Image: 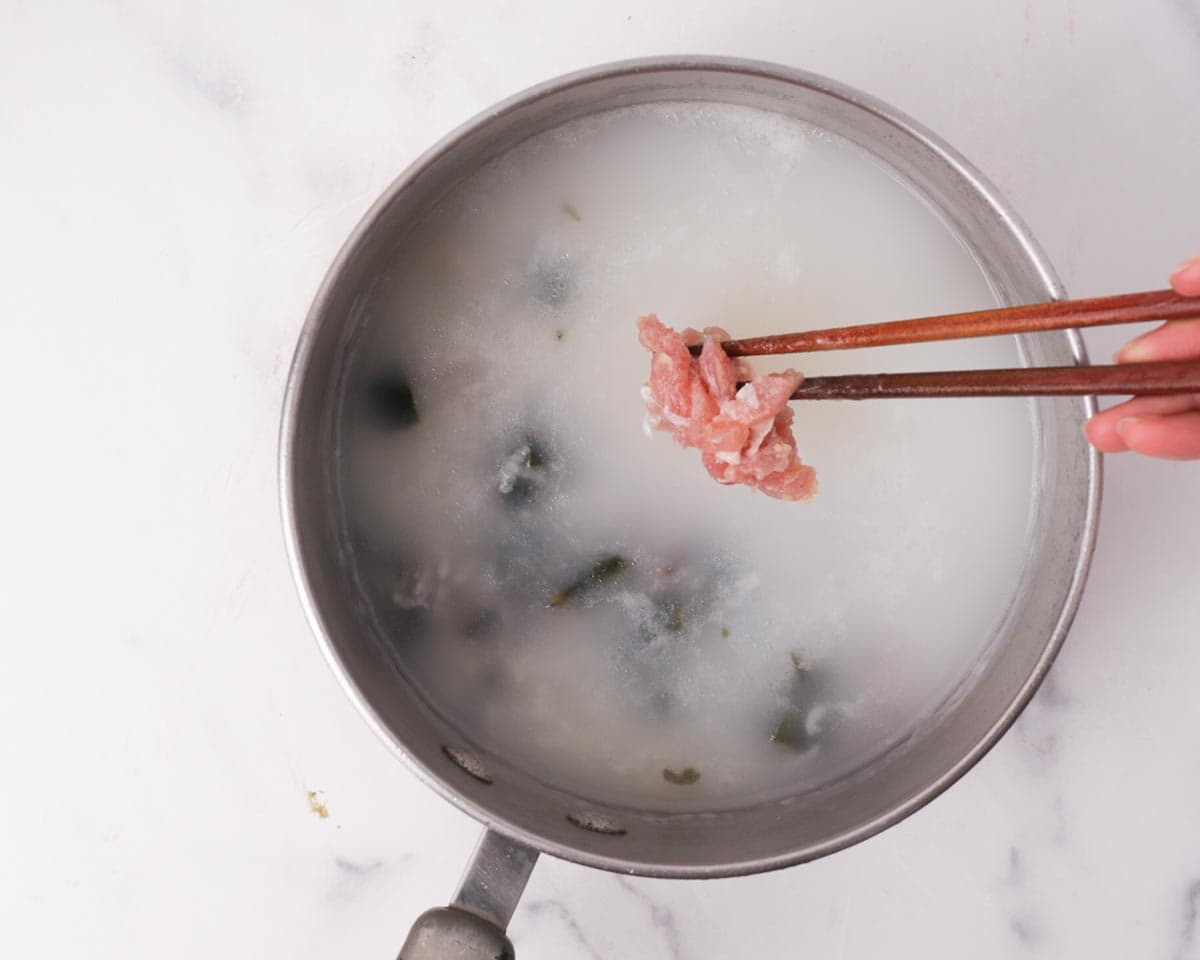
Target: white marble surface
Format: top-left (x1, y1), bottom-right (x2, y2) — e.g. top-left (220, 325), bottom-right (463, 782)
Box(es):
top-left (3, 1), bottom-right (1199, 957)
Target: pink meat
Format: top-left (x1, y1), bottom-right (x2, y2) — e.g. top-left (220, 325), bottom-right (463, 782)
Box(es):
top-left (637, 315), bottom-right (818, 502)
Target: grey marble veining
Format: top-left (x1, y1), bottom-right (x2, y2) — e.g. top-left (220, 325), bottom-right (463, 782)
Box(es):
top-left (1176, 880), bottom-right (1200, 960)
top-left (523, 900), bottom-right (608, 960)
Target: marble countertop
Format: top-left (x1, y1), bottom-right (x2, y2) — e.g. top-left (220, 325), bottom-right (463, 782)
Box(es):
top-left (4, 1), bottom-right (1198, 956)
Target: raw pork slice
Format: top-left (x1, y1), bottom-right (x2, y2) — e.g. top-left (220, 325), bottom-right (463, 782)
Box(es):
top-left (638, 315), bottom-right (817, 501)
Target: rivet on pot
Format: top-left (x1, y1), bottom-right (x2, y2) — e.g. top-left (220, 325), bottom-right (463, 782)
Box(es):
top-left (442, 745), bottom-right (493, 784)
top-left (566, 811), bottom-right (626, 836)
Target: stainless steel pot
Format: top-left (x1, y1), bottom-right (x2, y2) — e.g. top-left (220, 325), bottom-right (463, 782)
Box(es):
top-left (280, 57), bottom-right (1100, 959)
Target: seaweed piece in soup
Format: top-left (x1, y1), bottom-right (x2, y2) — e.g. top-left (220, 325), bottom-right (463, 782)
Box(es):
top-left (365, 371), bottom-right (419, 429)
top-left (771, 708), bottom-right (810, 750)
top-left (770, 651), bottom-right (822, 752)
top-left (498, 436), bottom-right (551, 505)
top-left (662, 766), bottom-right (701, 785)
top-left (549, 555), bottom-right (630, 607)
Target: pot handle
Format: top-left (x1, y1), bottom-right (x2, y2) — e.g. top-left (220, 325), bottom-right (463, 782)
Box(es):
top-left (398, 829), bottom-right (539, 960)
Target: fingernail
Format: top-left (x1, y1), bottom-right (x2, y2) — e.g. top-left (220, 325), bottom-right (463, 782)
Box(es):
top-left (1115, 338), bottom-right (1150, 363)
top-left (1114, 417), bottom-right (1140, 437)
top-left (1170, 256), bottom-right (1200, 281)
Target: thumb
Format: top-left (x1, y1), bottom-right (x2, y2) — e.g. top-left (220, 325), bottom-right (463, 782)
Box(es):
top-left (1169, 255), bottom-right (1200, 297)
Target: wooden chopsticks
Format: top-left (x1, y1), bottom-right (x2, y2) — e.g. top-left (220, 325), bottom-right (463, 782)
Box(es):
top-left (702, 288), bottom-right (1200, 400)
top-left (702, 289), bottom-right (1200, 358)
top-left (786, 360), bottom-right (1200, 400)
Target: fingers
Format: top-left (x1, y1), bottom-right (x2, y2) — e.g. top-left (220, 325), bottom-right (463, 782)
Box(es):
top-left (1115, 319), bottom-right (1200, 363)
top-left (1170, 254), bottom-right (1200, 297)
top-left (1085, 255), bottom-right (1200, 460)
top-left (1085, 394), bottom-right (1200, 452)
top-left (1113, 412), bottom-right (1200, 460)
top-left (1113, 257), bottom-right (1200, 361)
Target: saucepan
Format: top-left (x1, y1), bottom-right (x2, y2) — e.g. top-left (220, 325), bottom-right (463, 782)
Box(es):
top-left (280, 57), bottom-right (1100, 958)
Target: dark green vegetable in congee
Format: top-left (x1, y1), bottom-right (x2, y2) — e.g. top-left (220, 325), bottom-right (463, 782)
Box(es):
top-left (365, 373), bottom-right (419, 429)
top-left (549, 554), bottom-right (630, 607)
top-left (771, 652), bottom-right (823, 752)
top-left (498, 437), bottom-right (551, 505)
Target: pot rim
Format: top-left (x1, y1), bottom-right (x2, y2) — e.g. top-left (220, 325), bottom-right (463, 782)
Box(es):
top-left (279, 55), bottom-right (1101, 879)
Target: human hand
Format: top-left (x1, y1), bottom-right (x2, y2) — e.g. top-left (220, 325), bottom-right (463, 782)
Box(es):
top-left (1084, 255), bottom-right (1200, 459)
